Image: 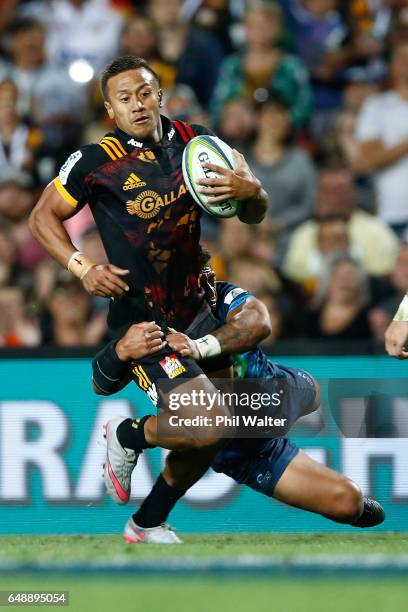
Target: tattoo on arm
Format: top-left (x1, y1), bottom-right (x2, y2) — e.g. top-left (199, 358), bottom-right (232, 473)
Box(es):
top-left (211, 299), bottom-right (270, 353)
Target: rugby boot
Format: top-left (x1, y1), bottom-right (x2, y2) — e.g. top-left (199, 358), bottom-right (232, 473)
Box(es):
top-left (123, 516), bottom-right (182, 544)
top-left (352, 496), bottom-right (386, 528)
top-left (103, 417), bottom-right (139, 505)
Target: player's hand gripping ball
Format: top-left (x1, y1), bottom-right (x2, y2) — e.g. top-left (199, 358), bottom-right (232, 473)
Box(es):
top-left (182, 135), bottom-right (242, 218)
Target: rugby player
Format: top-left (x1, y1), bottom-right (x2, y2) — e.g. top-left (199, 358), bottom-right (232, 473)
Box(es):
top-left (29, 56), bottom-right (269, 507)
top-left (94, 255), bottom-right (385, 543)
top-left (385, 292), bottom-right (408, 358)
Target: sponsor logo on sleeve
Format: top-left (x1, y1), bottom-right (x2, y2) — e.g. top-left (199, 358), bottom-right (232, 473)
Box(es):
top-left (159, 354), bottom-right (187, 379)
top-left (59, 151), bottom-right (82, 185)
top-left (224, 287), bottom-right (246, 305)
top-left (127, 138), bottom-right (143, 148)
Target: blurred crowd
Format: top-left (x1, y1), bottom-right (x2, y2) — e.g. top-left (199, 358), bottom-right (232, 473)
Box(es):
top-left (1, 0), bottom-right (408, 349)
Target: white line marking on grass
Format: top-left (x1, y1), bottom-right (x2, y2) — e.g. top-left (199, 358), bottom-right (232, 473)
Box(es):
top-left (1, 555), bottom-right (408, 575)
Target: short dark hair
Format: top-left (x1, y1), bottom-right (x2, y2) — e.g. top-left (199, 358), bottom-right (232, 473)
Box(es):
top-left (9, 17), bottom-right (44, 36)
top-left (0, 78), bottom-right (17, 91)
top-left (100, 55), bottom-right (159, 100)
top-left (318, 158), bottom-right (353, 174)
top-left (258, 93), bottom-right (295, 145)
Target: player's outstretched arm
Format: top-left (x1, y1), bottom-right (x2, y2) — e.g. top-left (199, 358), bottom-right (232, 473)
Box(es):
top-left (29, 183), bottom-right (130, 297)
top-left (385, 294), bottom-right (408, 359)
top-left (197, 150), bottom-right (268, 224)
top-left (92, 322), bottom-right (166, 395)
top-left (167, 297), bottom-right (271, 359)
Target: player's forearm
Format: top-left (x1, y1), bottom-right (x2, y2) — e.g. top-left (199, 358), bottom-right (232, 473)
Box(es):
top-left (92, 375), bottom-right (131, 395)
top-left (212, 307), bottom-right (271, 354)
top-left (29, 203), bottom-right (78, 268)
top-left (92, 341), bottom-right (130, 395)
top-left (238, 187), bottom-right (268, 224)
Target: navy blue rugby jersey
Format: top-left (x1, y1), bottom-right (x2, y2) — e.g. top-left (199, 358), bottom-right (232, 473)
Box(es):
top-left (215, 280), bottom-right (275, 379)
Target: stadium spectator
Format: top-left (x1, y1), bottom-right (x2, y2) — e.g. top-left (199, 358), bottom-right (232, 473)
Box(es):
top-left (304, 256), bottom-right (372, 340)
top-left (320, 66), bottom-right (381, 166)
top-left (328, 109), bottom-right (361, 171)
top-left (322, 107), bottom-right (376, 212)
top-left (369, 243), bottom-right (408, 342)
top-left (0, 170), bottom-right (32, 222)
top-left (164, 84), bottom-right (209, 126)
top-left (0, 221), bottom-right (18, 287)
top-left (217, 97), bottom-right (256, 153)
top-left (248, 96), bottom-right (316, 257)
top-left (219, 216), bottom-right (253, 261)
top-left (295, 216), bottom-right (355, 301)
top-left (278, 0), bottom-right (347, 110)
top-left (355, 42), bottom-right (408, 235)
top-left (199, 220), bottom-right (226, 280)
top-left (23, 0), bottom-right (124, 74)
top-left (228, 256), bottom-right (282, 299)
top-left (254, 290), bottom-right (284, 345)
top-left (0, 17), bottom-right (83, 165)
top-left (0, 285), bottom-right (40, 347)
top-left (0, 172), bottom-right (46, 272)
top-left (44, 269), bottom-right (106, 347)
top-left (0, 79), bottom-right (41, 179)
top-left (185, 0), bottom-right (234, 54)
top-left (148, 0), bottom-right (224, 107)
top-left (345, 0), bottom-right (391, 37)
top-left (341, 2), bottom-right (388, 84)
top-left (0, 0), bottom-right (404, 351)
top-left (278, 1), bottom-right (389, 139)
top-left (250, 218), bottom-right (279, 265)
top-left (342, 69), bottom-right (381, 114)
top-left (283, 165), bottom-right (399, 284)
top-left (0, 0), bottom-right (19, 32)
top-left (211, 3), bottom-right (313, 127)
top-left (120, 15), bottom-right (176, 91)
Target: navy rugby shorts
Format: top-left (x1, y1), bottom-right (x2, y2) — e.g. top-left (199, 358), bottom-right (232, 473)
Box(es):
top-left (264, 363), bottom-right (317, 432)
top-left (212, 437), bottom-right (299, 496)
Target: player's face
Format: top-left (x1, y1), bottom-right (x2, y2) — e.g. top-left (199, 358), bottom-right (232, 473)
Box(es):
top-left (104, 68), bottom-right (163, 141)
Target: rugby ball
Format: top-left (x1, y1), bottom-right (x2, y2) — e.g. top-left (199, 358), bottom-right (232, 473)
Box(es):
top-left (182, 135), bottom-right (240, 218)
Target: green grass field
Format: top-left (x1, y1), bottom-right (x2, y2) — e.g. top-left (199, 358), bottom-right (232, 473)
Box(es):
top-left (0, 532), bottom-right (406, 561)
top-left (0, 534), bottom-right (407, 612)
top-left (0, 576), bottom-right (406, 612)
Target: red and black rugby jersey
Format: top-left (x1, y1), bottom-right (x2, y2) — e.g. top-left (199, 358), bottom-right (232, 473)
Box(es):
top-left (54, 115), bottom-right (214, 334)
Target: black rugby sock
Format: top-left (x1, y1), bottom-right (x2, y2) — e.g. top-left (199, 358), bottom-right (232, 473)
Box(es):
top-left (133, 474), bottom-right (185, 528)
top-left (117, 416), bottom-right (155, 452)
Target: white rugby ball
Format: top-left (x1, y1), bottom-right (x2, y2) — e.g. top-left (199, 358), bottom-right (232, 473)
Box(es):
top-left (182, 135), bottom-right (240, 218)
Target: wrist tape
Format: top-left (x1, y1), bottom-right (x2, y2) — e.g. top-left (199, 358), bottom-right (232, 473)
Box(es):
top-left (393, 294), bottom-right (408, 322)
top-left (67, 251), bottom-right (95, 280)
top-left (194, 334), bottom-right (221, 359)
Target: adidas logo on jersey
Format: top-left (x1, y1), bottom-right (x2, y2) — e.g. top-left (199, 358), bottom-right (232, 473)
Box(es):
top-left (123, 173), bottom-right (146, 190)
